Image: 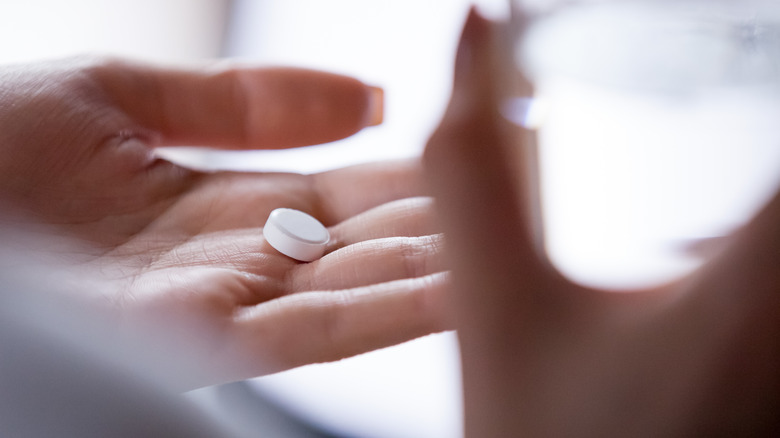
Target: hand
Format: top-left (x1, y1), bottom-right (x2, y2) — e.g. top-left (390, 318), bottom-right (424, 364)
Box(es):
top-left (425, 11), bottom-right (780, 436)
top-left (0, 58), bottom-right (449, 389)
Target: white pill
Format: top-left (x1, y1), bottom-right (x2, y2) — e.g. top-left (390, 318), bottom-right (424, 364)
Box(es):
top-left (263, 208), bottom-right (330, 262)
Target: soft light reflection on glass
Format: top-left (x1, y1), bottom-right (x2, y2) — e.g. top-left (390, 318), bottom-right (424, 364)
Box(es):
top-left (516, 0), bottom-right (780, 289)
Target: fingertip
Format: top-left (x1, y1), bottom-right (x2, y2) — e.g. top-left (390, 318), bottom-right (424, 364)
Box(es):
top-left (452, 7), bottom-right (494, 100)
top-left (457, 7), bottom-right (492, 68)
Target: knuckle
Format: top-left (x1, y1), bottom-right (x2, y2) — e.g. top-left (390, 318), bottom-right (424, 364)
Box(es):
top-left (400, 235), bottom-right (442, 279)
top-left (79, 55), bottom-right (132, 86)
top-left (315, 291), bottom-right (353, 359)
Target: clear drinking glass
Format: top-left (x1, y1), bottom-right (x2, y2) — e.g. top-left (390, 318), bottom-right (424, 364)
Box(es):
top-left (507, 0), bottom-right (780, 288)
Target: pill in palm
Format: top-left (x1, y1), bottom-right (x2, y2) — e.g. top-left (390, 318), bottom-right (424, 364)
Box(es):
top-left (263, 208), bottom-right (330, 262)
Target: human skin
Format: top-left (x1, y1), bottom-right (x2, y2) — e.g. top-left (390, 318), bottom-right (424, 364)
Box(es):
top-left (0, 57), bottom-right (450, 390)
top-left (425, 10), bottom-right (780, 437)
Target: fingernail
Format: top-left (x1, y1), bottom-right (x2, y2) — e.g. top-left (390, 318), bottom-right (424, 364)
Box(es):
top-left (367, 86), bottom-right (384, 126)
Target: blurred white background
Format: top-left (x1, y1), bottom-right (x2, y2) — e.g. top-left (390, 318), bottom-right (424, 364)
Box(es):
top-left (0, 0), bottom-right (230, 62)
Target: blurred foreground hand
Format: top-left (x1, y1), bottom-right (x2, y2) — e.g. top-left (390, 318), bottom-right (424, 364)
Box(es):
top-left (425, 10), bottom-right (780, 437)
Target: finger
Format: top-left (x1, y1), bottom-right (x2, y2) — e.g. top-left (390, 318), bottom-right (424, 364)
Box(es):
top-left (423, 12), bottom-right (568, 326)
top-left (135, 228), bottom-right (291, 279)
top-left (92, 60), bottom-right (383, 149)
top-left (146, 159), bottom-right (427, 236)
top-left (291, 234), bottom-right (444, 292)
top-left (227, 273), bottom-right (451, 377)
top-left (326, 196), bottom-right (438, 251)
top-left (161, 196), bottom-right (438, 268)
top-left (313, 158), bottom-right (428, 224)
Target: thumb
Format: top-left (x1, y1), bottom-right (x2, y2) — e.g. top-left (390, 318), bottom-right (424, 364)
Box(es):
top-left (423, 11), bottom-right (576, 435)
top-left (423, 10), bottom-right (565, 333)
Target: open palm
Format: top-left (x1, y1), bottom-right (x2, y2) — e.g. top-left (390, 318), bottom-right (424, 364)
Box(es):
top-left (0, 58), bottom-right (448, 389)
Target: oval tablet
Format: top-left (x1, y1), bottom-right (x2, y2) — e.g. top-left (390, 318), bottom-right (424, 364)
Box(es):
top-left (263, 208), bottom-right (330, 262)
